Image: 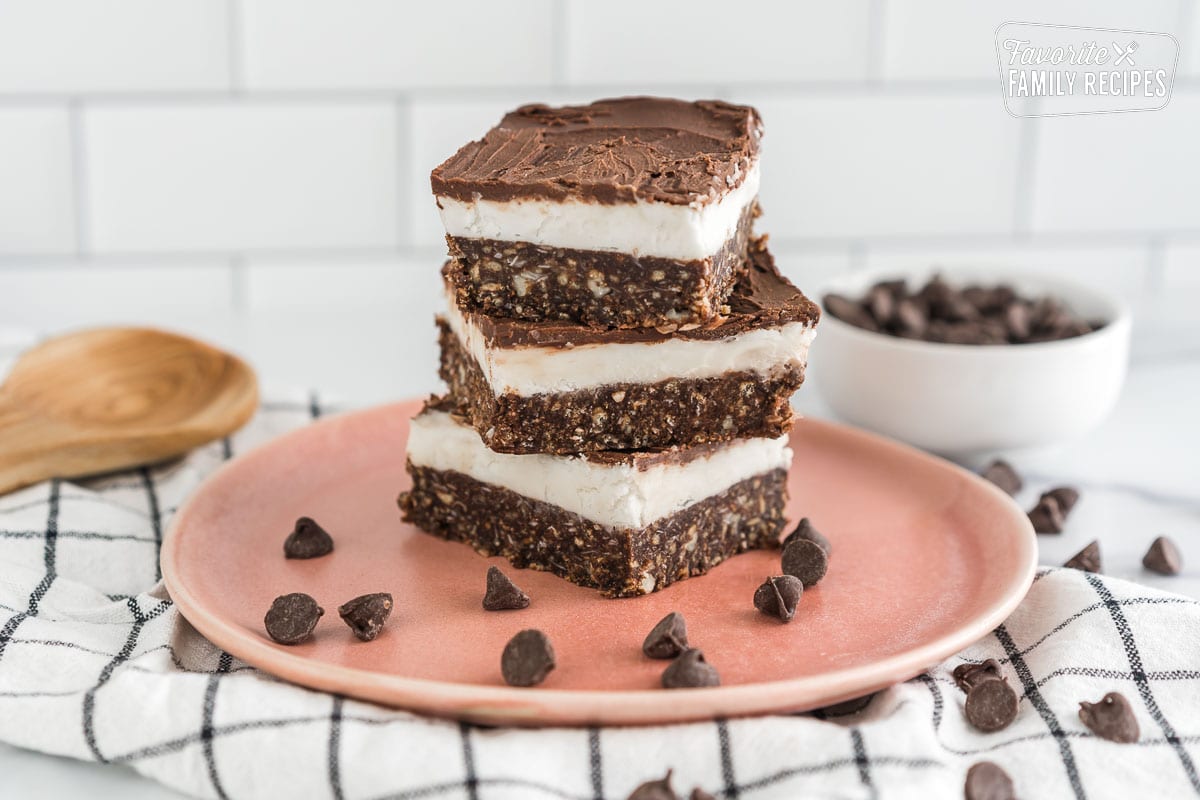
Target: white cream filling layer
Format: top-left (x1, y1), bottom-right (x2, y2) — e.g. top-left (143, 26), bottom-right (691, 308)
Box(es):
top-left (444, 286), bottom-right (815, 396)
top-left (407, 409), bottom-right (792, 529)
top-left (436, 163), bottom-right (759, 261)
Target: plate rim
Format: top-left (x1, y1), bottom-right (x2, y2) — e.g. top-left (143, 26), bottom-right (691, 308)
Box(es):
top-left (162, 400), bottom-right (1037, 726)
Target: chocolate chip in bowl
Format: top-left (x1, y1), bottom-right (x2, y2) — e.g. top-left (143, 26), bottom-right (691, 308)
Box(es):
top-left (815, 268), bottom-right (1131, 457)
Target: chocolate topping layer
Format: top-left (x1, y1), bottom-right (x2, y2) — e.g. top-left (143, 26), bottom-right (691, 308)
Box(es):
top-left (431, 97), bottom-right (763, 206)
top-left (453, 238), bottom-right (820, 349)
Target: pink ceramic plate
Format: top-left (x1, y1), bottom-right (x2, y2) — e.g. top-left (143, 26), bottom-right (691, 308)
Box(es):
top-left (162, 399), bottom-right (1036, 727)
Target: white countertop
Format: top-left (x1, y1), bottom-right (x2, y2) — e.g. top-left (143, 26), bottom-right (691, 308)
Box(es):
top-left (2, 298), bottom-right (1198, 799)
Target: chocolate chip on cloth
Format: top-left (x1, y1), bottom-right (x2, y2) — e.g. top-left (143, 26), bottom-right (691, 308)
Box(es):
top-left (338, 593), bottom-right (393, 641)
top-left (643, 611), bottom-right (689, 659)
top-left (965, 761), bottom-right (1016, 800)
top-left (783, 516), bottom-right (831, 555)
top-left (482, 565), bottom-right (530, 610)
top-left (1079, 691), bottom-right (1140, 743)
top-left (980, 459), bottom-right (1022, 496)
top-left (625, 769), bottom-right (677, 800)
top-left (753, 575), bottom-right (803, 622)
top-left (264, 593), bottom-right (323, 645)
top-left (1027, 495), bottom-right (1065, 534)
top-left (662, 648), bottom-right (720, 689)
top-left (964, 677), bottom-right (1019, 732)
top-left (1143, 536), bottom-right (1183, 576)
top-left (1064, 540), bottom-right (1102, 573)
top-left (953, 659), bottom-right (1003, 693)
top-left (781, 538), bottom-right (829, 587)
top-left (501, 629), bottom-right (556, 687)
top-left (283, 516), bottom-right (334, 559)
top-left (1043, 486), bottom-right (1080, 516)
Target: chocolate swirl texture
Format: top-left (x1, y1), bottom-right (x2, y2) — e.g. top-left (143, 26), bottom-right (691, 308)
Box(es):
top-left (431, 97), bottom-right (764, 206)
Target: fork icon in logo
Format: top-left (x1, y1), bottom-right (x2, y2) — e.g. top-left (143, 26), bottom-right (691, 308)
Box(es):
top-left (1113, 40), bottom-right (1139, 66)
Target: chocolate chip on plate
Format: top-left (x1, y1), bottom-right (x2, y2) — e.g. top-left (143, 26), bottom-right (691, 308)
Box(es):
top-left (965, 761), bottom-right (1016, 800)
top-left (783, 517), bottom-right (831, 555)
top-left (1143, 536), bottom-right (1183, 576)
top-left (781, 538), bottom-right (829, 588)
top-left (953, 659), bottom-right (1003, 693)
top-left (283, 516), bottom-right (334, 559)
top-left (626, 769), bottom-right (676, 800)
top-left (753, 575), bottom-right (803, 622)
top-left (483, 565), bottom-right (530, 611)
top-left (1028, 495), bottom-right (1065, 534)
top-left (1043, 486), bottom-right (1080, 517)
top-left (662, 649), bottom-right (720, 689)
top-left (964, 678), bottom-right (1019, 732)
top-left (501, 629), bottom-right (556, 687)
top-left (643, 611), bottom-right (689, 659)
top-left (337, 592), bottom-right (393, 641)
top-left (1079, 691), bottom-right (1139, 743)
top-left (1064, 540), bottom-right (1101, 573)
top-left (980, 460), bottom-right (1022, 496)
top-left (264, 593), bottom-right (323, 645)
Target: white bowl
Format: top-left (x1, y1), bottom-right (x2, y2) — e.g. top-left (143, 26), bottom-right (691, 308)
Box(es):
top-left (811, 267), bottom-right (1132, 458)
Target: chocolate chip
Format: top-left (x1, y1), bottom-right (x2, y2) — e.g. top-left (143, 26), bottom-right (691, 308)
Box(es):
top-left (825, 293), bottom-right (878, 332)
top-left (964, 678), bottom-right (1018, 732)
top-left (501, 629), bottom-right (556, 687)
top-left (626, 770), bottom-right (676, 800)
top-left (1064, 540), bottom-right (1101, 573)
top-left (1028, 495), bottom-right (1065, 534)
top-left (781, 538), bottom-right (828, 587)
top-left (283, 517), bottom-right (334, 559)
top-left (662, 648), bottom-right (720, 689)
top-left (824, 277), bottom-right (1100, 346)
top-left (894, 298), bottom-right (928, 338)
top-left (866, 284), bottom-right (895, 325)
top-left (689, 790), bottom-right (716, 800)
top-left (337, 593), bottom-right (393, 641)
top-left (1143, 536), bottom-right (1182, 576)
top-left (1004, 301), bottom-right (1032, 342)
top-left (965, 761), bottom-right (1016, 800)
top-left (1043, 486), bottom-right (1080, 517)
top-left (815, 692), bottom-right (875, 717)
top-left (753, 575), bottom-right (803, 622)
top-left (642, 611), bottom-right (689, 659)
top-left (483, 566), bottom-right (530, 610)
top-left (783, 517), bottom-right (831, 555)
top-left (953, 659), bottom-right (1003, 693)
top-left (264, 593), bottom-right (323, 644)
top-left (1079, 691), bottom-right (1139, 742)
top-left (980, 460), bottom-right (1022, 496)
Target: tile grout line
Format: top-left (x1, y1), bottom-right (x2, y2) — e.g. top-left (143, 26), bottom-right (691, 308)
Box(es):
top-left (1011, 98), bottom-right (1041, 237)
top-left (394, 97), bottom-right (412, 248)
top-left (226, 0), bottom-right (245, 94)
top-left (866, 0), bottom-right (888, 84)
top-left (551, 0), bottom-right (569, 87)
top-left (68, 98), bottom-right (90, 258)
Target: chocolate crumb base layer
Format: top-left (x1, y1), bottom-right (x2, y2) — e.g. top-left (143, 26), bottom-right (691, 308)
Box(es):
top-left (437, 320), bottom-right (803, 454)
top-left (399, 463), bottom-right (787, 597)
top-left (444, 202), bottom-right (758, 329)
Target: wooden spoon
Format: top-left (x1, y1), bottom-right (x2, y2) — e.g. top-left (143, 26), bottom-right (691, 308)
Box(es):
top-left (0, 327), bottom-right (258, 495)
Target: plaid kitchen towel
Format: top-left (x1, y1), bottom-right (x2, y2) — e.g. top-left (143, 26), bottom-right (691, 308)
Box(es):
top-left (1, 392), bottom-right (1199, 800)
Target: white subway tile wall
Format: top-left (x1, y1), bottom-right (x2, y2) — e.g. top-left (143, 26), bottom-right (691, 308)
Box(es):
top-left (0, 0), bottom-right (1196, 390)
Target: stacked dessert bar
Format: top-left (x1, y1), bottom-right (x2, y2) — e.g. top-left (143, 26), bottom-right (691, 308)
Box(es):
top-left (400, 97), bottom-right (819, 597)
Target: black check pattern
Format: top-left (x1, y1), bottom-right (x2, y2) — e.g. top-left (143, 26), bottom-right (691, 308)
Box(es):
top-left (1, 392), bottom-right (1199, 799)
